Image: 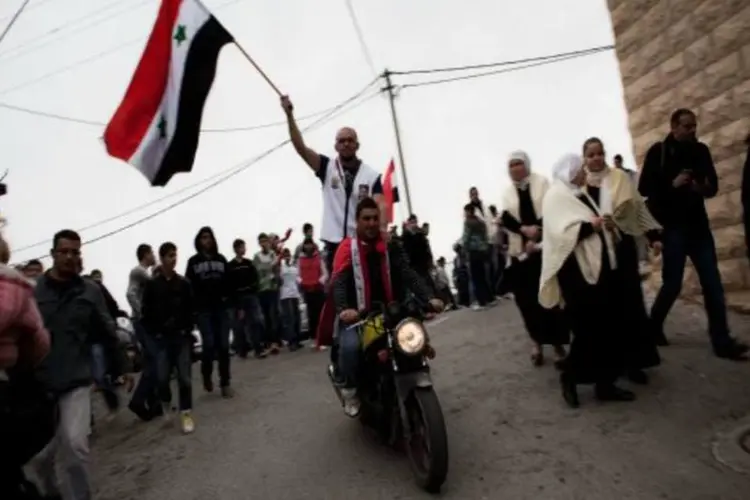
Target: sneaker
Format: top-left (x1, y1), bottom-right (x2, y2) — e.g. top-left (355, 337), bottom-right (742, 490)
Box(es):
top-left (254, 351), bottom-right (268, 359)
top-left (340, 388), bottom-right (361, 418)
top-left (180, 411), bottom-right (195, 434)
top-left (471, 303), bottom-right (484, 311)
top-left (221, 386), bottom-right (235, 399)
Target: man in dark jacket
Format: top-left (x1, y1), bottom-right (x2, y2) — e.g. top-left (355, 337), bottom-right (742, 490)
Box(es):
top-left (638, 108), bottom-right (747, 360)
top-left (30, 229), bottom-right (126, 500)
top-left (185, 226), bottom-right (234, 397)
top-left (142, 242), bottom-right (196, 434)
top-left (227, 238), bottom-right (266, 359)
top-left (401, 214), bottom-right (434, 282)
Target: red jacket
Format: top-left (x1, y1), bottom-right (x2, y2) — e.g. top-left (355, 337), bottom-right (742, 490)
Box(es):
top-left (298, 252), bottom-right (325, 291)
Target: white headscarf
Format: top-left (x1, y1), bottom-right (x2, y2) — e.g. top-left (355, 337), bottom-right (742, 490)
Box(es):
top-left (508, 150), bottom-right (531, 190)
top-left (552, 153), bottom-right (584, 192)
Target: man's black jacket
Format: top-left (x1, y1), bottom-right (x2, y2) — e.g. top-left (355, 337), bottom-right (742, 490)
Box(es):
top-left (638, 134), bottom-right (718, 231)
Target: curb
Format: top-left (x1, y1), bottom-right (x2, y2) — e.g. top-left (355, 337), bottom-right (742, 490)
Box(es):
top-left (712, 415), bottom-right (750, 474)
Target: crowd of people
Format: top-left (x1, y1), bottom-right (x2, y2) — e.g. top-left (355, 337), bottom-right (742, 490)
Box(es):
top-left (2, 99), bottom-right (750, 500)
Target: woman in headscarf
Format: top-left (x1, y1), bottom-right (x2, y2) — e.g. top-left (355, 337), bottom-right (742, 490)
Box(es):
top-left (583, 137), bottom-right (662, 384)
top-left (540, 153), bottom-right (633, 408)
top-left (500, 151), bottom-right (569, 366)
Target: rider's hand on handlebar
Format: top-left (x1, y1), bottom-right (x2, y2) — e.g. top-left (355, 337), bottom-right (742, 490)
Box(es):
top-left (339, 309), bottom-right (359, 324)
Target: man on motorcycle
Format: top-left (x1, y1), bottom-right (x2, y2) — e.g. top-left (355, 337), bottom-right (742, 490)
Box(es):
top-left (331, 197), bottom-right (443, 417)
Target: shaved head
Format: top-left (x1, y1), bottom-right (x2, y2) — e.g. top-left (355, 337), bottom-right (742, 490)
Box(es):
top-left (335, 127), bottom-right (359, 161)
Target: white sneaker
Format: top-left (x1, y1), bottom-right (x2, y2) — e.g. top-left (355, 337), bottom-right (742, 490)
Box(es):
top-left (340, 388), bottom-right (361, 418)
top-left (471, 303), bottom-right (483, 311)
top-left (180, 411), bottom-right (195, 434)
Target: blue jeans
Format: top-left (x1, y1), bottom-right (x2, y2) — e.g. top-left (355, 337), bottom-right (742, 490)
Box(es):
top-left (232, 294), bottom-right (265, 356)
top-left (337, 324), bottom-right (361, 388)
top-left (650, 226), bottom-right (731, 349)
top-left (280, 297), bottom-right (301, 345)
top-left (130, 321), bottom-right (160, 413)
top-left (196, 308), bottom-right (231, 387)
top-left (156, 336), bottom-right (192, 411)
top-left (258, 290), bottom-right (281, 345)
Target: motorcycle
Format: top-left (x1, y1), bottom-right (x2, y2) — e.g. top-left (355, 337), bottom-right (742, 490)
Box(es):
top-left (327, 300), bottom-right (449, 493)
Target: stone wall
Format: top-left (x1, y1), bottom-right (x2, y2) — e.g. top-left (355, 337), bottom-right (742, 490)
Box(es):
top-left (608, 0), bottom-right (750, 312)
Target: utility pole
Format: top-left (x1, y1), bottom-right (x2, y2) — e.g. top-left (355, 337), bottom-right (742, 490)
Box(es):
top-left (382, 69), bottom-right (413, 217)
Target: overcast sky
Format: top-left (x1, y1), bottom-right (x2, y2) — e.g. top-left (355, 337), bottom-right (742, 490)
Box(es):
top-left (0, 0), bottom-right (632, 308)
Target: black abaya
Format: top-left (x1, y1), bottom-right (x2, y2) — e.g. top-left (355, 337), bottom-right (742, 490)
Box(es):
top-left (586, 186), bottom-right (661, 371)
top-left (502, 188), bottom-right (569, 347)
top-left (557, 194), bottom-right (627, 385)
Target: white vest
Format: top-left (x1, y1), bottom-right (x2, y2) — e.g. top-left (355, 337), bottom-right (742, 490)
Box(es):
top-left (320, 157), bottom-right (381, 243)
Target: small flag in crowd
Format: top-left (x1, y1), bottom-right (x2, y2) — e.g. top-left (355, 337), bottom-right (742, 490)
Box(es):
top-left (383, 158), bottom-right (400, 223)
top-left (104, 0), bottom-right (234, 186)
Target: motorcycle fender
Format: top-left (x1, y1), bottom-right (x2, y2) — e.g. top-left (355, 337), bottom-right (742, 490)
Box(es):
top-left (393, 372), bottom-right (433, 438)
top-left (393, 371), bottom-right (433, 400)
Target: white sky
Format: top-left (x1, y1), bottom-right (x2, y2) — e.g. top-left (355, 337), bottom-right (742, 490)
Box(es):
top-left (0, 0), bottom-right (633, 309)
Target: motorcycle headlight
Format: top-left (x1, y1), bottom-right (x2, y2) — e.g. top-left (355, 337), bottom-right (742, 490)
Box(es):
top-left (394, 319), bottom-right (427, 355)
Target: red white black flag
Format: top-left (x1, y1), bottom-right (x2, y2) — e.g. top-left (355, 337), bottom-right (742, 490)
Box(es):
top-left (104, 0), bottom-right (233, 186)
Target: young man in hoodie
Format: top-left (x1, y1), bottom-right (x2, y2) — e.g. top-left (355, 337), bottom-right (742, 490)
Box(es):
top-left (185, 227), bottom-right (234, 397)
top-left (142, 242), bottom-right (195, 434)
top-left (253, 233), bottom-right (282, 353)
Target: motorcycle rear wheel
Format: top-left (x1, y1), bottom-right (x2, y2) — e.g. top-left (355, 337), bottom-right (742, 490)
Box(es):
top-left (405, 388), bottom-right (449, 494)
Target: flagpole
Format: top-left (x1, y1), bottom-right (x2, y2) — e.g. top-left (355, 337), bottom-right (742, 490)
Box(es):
top-left (0, 0), bottom-right (32, 48)
top-left (193, 0), bottom-right (283, 97)
top-left (232, 42), bottom-right (283, 97)
top-left (383, 69), bottom-right (413, 216)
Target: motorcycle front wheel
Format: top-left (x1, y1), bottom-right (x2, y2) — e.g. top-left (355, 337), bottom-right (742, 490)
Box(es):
top-left (405, 388), bottom-right (449, 494)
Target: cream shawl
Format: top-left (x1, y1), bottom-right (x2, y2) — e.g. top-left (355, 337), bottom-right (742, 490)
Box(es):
top-left (585, 166), bottom-right (661, 236)
top-left (502, 172), bottom-right (549, 258)
top-left (539, 180), bottom-right (618, 309)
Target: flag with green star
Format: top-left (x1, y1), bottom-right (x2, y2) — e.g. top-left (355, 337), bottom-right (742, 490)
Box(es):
top-left (104, 0), bottom-right (234, 186)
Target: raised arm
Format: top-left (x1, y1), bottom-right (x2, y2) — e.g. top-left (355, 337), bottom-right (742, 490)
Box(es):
top-left (281, 95), bottom-right (322, 172)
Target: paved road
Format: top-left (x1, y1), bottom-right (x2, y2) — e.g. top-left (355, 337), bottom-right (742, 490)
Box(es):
top-left (91, 298), bottom-right (750, 500)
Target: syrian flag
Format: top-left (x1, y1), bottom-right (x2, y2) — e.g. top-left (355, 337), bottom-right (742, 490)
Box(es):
top-left (383, 158), bottom-right (400, 223)
top-left (103, 0), bottom-right (233, 186)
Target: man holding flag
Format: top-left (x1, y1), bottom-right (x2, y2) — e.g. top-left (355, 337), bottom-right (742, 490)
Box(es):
top-left (280, 96), bottom-right (392, 272)
top-left (281, 96), bottom-right (400, 348)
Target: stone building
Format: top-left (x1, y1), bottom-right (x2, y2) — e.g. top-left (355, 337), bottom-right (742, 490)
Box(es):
top-left (608, 0), bottom-right (750, 311)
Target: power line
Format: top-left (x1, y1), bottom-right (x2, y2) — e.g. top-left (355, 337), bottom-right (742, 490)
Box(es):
top-left (400, 47), bottom-right (613, 89)
top-left (0, 0), bottom-right (246, 96)
top-left (0, 0), bottom-right (32, 48)
top-left (0, 0), bottom-right (151, 63)
top-left (0, 94), bottom-right (366, 132)
top-left (13, 80), bottom-right (381, 257)
top-left (343, 0), bottom-right (377, 78)
top-left (391, 44), bottom-right (615, 75)
top-left (0, 0), bottom-right (55, 24)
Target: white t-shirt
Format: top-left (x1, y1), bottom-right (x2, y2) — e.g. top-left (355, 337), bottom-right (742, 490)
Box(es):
top-left (279, 261), bottom-right (301, 300)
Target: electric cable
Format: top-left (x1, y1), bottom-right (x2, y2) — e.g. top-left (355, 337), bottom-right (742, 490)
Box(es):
top-left (0, 93), bottom-right (365, 132)
top-left (0, 0), bottom-right (55, 24)
top-left (0, 0), bottom-right (246, 96)
top-left (390, 44), bottom-right (615, 75)
top-left (400, 46), bottom-right (612, 90)
top-left (343, 0), bottom-right (377, 78)
top-left (13, 80), bottom-right (381, 257)
top-left (0, 0), bottom-right (32, 48)
top-left (0, 0), bottom-right (150, 63)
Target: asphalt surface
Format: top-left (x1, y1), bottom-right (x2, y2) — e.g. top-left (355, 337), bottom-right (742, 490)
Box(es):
top-left (90, 297), bottom-right (750, 500)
